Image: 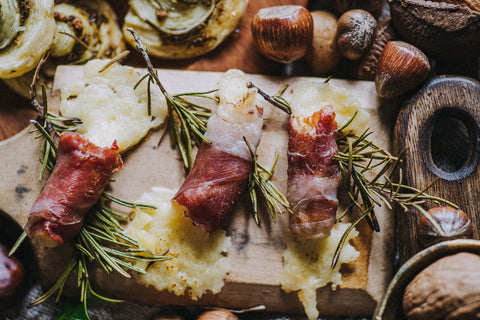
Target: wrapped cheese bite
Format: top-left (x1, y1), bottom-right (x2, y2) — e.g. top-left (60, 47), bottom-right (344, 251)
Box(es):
top-left (173, 69), bottom-right (263, 232)
top-left (287, 104), bottom-right (341, 239)
top-left (287, 81), bottom-right (370, 239)
top-left (25, 132), bottom-right (123, 248)
top-left (282, 81), bottom-right (369, 320)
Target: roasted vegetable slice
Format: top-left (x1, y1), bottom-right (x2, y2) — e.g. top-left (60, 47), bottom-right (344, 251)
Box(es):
top-left (0, 0), bottom-right (55, 79)
top-left (123, 0), bottom-right (248, 59)
top-left (4, 0), bottom-right (125, 98)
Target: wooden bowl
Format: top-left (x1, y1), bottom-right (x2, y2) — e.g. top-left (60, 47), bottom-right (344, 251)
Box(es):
top-left (387, 0), bottom-right (480, 61)
top-left (372, 239), bottom-right (480, 320)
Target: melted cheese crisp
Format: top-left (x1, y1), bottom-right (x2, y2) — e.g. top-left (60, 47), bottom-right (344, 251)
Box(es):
top-left (59, 59), bottom-right (168, 151)
top-left (289, 81), bottom-right (370, 135)
top-left (125, 187), bottom-right (231, 299)
top-left (281, 223), bottom-right (359, 320)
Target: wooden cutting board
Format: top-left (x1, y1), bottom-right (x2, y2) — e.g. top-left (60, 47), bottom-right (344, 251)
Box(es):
top-left (0, 66), bottom-right (394, 316)
top-left (394, 76), bottom-right (480, 265)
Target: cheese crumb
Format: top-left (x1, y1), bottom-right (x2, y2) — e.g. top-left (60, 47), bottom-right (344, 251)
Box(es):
top-left (281, 222), bottom-right (360, 320)
top-left (59, 59), bottom-right (168, 151)
top-left (125, 187), bottom-right (231, 299)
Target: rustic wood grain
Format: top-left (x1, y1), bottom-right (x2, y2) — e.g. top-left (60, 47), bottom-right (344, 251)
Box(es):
top-left (393, 75), bottom-right (480, 264)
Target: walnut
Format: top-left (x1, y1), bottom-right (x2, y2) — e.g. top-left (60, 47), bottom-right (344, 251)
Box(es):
top-left (403, 252), bottom-right (480, 320)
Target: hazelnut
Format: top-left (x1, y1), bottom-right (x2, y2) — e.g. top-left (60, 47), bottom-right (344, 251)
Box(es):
top-left (305, 10), bottom-right (341, 75)
top-left (418, 207), bottom-right (473, 248)
top-left (357, 16), bottom-right (396, 80)
top-left (197, 309), bottom-right (238, 320)
top-left (251, 5), bottom-right (313, 63)
top-left (336, 9), bottom-right (377, 60)
top-left (375, 41), bottom-right (430, 98)
top-left (403, 252), bottom-right (480, 320)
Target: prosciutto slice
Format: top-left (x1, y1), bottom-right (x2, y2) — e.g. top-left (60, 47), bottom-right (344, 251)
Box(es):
top-left (173, 69), bottom-right (263, 232)
top-left (287, 105), bottom-right (341, 239)
top-left (25, 132), bottom-right (123, 247)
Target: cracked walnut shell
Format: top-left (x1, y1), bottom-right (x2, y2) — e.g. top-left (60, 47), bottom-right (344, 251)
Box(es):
top-left (403, 252), bottom-right (480, 320)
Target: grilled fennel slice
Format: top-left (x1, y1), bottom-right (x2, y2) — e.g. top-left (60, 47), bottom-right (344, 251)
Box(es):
top-left (123, 0), bottom-right (248, 59)
top-left (4, 0), bottom-right (125, 98)
top-left (0, 0), bottom-right (55, 79)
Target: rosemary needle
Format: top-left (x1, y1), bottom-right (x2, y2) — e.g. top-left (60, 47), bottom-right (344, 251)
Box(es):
top-left (244, 138), bottom-right (291, 225)
top-left (16, 63), bottom-right (171, 320)
top-left (251, 84), bottom-right (456, 269)
top-left (128, 28), bottom-right (212, 172)
top-left (330, 119), bottom-right (457, 268)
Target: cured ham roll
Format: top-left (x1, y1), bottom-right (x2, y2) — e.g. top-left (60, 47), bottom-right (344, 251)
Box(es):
top-left (25, 132), bottom-right (123, 248)
top-left (173, 69), bottom-right (263, 232)
top-left (287, 105), bottom-right (341, 239)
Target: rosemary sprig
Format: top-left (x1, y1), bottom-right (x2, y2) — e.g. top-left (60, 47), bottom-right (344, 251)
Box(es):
top-left (330, 121), bottom-right (457, 268)
top-left (251, 84), bottom-right (456, 269)
top-left (244, 137), bottom-right (292, 225)
top-left (17, 64), bottom-right (171, 319)
top-left (248, 82), bottom-right (291, 115)
top-left (128, 28), bottom-right (213, 172)
top-left (28, 116), bottom-right (171, 319)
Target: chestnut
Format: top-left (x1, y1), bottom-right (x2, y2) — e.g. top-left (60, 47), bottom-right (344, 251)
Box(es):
top-left (251, 5), bottom-right (313, 63)
top-left (336, 9), bottom-right (377, 60)
top-left (418, 206), bottom-right (473, 248)
top-left (0, 243), bottom-right (24, 299)
top-left (197, 309), bottom-right (238, 320)
top-left (375, 41), bottom-right (430, 98)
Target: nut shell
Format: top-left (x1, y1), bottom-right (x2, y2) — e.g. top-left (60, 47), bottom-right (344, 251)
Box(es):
top-left (197, 310), bottom-right (238, 320)
top-left (388, 0), bottom-right (480, 60)
top-left (418, 207), bottom-right (473, 248)
top-left (357, 16), bottom-right (396, 80)
top-left (403, 252), bottom-right (480, 320)
top-left (336, 9), bottom-right (377, 60)
top-left (251, 5), bottom-right (313, 63)
top-left (305, 10), bottom-right (341, 75)
top-left (0, 244), bottom-right (24, 298)
top-left (375, 41), bottom-right (430, 98)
